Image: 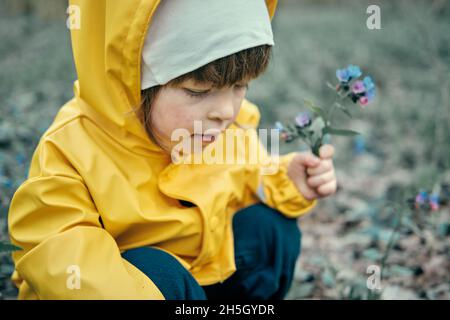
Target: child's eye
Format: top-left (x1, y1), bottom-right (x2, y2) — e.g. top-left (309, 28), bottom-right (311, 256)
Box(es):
top-left (183, 84), bottom-right (247, 98)
top-left (184, 89), bottom-right (209, 98)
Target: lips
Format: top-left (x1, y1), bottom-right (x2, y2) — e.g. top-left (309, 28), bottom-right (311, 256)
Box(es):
top-left (192, 134), bottom-right (216, 143)
top-left (191, 129), bottom-right (224, 144)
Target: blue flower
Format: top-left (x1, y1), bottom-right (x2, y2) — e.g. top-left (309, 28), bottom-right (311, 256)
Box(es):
top-left (347, 65), bottom-right (362, 79)
top-left (363, 76), bottom-right (375, 91)
top-left (274, 121), bottom-right (284, 131)
top-left (366, 88), bottom-right (376, 103)
top-left (336, 68), bottom-right (351, 82)
top-left (336, 65), bottom-right (362, 83)
top-left (353, 135), bottom-right (365, 155)
top-left (429, 194), bottom-right (439, 211)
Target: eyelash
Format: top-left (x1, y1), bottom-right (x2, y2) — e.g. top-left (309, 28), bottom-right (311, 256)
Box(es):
top-left (185, 90), bottom-right (208, 98)
top-left (185, 84), bottom-right (248, 98)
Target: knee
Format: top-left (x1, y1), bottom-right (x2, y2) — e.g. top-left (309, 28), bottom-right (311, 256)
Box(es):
top-left (246, 203), bottom-right (301, 245)
top-left (122, 247), bottom-right (206, 300)
top-left (270, 209), bottom-right (302, 262)
top-left (234, 203), bottom-right (302, 262)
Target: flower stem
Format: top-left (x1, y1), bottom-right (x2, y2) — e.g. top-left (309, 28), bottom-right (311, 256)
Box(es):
top-left (367, 204), bottom-right (405, 300)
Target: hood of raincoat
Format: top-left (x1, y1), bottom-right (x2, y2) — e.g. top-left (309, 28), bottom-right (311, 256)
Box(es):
top-left (71, 0), bottom-right (278, 156)
top-left (8, 0), bottom-right (317, 300)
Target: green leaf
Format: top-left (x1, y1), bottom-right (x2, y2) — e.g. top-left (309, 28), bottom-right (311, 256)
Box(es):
top-left (303, 99), bottom-right (328, 122)
top-left (323, 127), bottom-right (360, 137)
top-left (309, 117), bottom-right (326, 143)
top-left (0, 242), bottom-right (22, 253)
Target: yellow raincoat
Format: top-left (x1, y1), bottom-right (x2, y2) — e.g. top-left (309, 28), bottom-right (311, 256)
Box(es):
top-left (8, 0), bottom-right (317, 299)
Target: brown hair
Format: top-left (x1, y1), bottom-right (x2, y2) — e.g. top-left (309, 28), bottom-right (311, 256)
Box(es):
top-left (138, 44), bottom-right (272, 144)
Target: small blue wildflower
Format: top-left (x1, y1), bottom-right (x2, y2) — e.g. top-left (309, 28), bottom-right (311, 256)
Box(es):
top-left (353, 135), bottom-right (366, 155)
top-left (347, 65), bottom-right (362, 79)
top-left (363, 76), bottom-right (375, 91)
top-left (274, 121), bottom-right (284, 131)
top-left (366, 87), bottom-right (376, 102)
top-left (429, 194), bottom-right (439, 211)
top-left (336, 68), bottom-right (351, 82)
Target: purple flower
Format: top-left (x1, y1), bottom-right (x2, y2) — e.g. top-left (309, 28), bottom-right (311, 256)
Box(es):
top-left (347, 65), bottom-right (362, 79)
top-left (295, 112), bottom-right (311, 128)
top-left (352, 80), bottom-right (366, 94)
top-left (354, 76), bottom-right (376, 106)
top-left (415, 191), bottom-right (429, 209)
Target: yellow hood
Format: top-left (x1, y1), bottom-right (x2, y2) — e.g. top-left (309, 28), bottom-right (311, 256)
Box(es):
top-left (71, 0), bottom-right (278, 154)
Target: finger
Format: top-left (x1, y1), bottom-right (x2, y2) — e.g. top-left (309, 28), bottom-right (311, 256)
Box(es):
top-left (307, 169), bottom-right (335, 188)
top-left (306, 159), bottom-right (333, 176)
top-left (294, 152), bottom-right (320, 168)
top-left (317, 179), bottom-right (337, 196)
top-left (319, 144), bottom-right (335, 160)
top-left (300, 185), bottom-right (320, 201)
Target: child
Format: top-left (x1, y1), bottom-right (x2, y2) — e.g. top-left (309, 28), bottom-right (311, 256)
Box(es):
top-left (8, 0), bottom-right (337, 300)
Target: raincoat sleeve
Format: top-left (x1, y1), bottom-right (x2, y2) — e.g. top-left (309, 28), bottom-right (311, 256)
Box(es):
top-left (8, 138), bottom-right (165, 300)
top-left (239, 99), bottom-right (318, 218)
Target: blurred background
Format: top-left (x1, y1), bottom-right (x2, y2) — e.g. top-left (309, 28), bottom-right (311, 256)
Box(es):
top-left (0, 0), bottom-right (449, 299)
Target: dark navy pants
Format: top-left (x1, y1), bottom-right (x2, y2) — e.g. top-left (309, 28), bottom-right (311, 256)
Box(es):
top-left (121, 203), bottom-right (302, 300)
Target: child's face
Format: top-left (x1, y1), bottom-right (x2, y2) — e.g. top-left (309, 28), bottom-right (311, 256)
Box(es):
top-left (149, 79), bottom-right (249, 154)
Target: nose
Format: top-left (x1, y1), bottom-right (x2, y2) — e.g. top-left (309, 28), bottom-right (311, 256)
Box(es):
top-left (207, 96), bottom-right (235, 122)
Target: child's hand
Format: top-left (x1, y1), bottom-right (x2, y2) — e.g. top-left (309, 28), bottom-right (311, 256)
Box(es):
top-left (287, 145), bottom-right (337, 201)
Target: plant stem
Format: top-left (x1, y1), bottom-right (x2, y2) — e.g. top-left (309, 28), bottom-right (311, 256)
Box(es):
top-left (367, 205), bottom-right (405, 300)
top-left (380, 207), bottom-right (404, 280)
top-left (326, 91), bottom-right (346, 126)
top-left (326, 97), bottom-right (339, 126)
